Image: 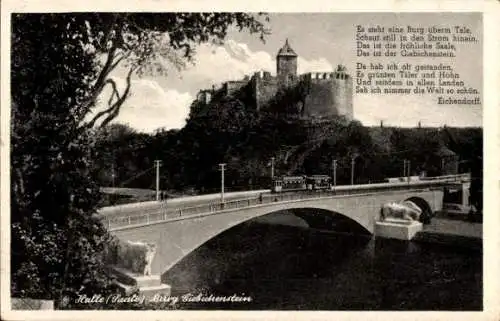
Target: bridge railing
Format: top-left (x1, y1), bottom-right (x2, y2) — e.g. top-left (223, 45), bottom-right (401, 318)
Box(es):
top-left (420, 173), bottom-right (470, 182)
top-left (101, 178), bottom-right (459, 230)
top-left (103, 190), bottom-right (337, 229)
top-left (103, 198), bottom-right (253, 229)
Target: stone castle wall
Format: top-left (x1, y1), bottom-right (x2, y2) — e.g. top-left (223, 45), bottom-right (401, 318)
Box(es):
top-left (252, 71), bottom-right (278, 111)
top-left (302, 78), bottom-right (335, 117)
top-left (294, 71), bottom-right (354, 119)
top-left (194, 69), bottom-right (353, 120)
top-left (224, 80), bottom-right (248, 96)
top-left (331, 75), bottom-right (353, 120)
top-left (192, 40), bottom-right (353, 120)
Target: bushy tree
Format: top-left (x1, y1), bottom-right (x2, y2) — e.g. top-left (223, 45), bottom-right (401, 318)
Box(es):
top-left (11, 12), bottom-right (270, 308)
top-left (11, 14), bottom-right (115, 307)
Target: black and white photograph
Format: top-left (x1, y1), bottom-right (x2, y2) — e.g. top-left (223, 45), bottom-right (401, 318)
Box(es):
top-left (1, 2), bottom-right (499, 320)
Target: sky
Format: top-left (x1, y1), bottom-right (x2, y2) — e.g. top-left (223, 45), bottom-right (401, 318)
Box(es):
top-left (94, 12), bottom-right (483, 132)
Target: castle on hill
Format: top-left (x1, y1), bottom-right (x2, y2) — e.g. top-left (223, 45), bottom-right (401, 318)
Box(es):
top-left (195, 39), bottom-right (353, 120)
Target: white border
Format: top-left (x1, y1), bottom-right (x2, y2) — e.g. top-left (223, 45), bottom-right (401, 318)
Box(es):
top-left (1, 1), bottom-right (499, 320)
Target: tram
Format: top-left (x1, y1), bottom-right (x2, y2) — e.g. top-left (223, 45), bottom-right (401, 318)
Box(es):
top-left (271, 175), bottom-right (332, 193)
top-left (306, 175), bottom-right (331, 190)
top-left (271, 176), bottom-right (306, 193)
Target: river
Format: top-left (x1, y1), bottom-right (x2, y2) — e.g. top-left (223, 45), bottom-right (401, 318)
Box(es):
top-left (162, 210), bottom-right (482, 310)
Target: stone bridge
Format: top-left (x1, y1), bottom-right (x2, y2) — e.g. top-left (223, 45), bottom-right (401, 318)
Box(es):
top-left (101, 180), bottom-right (452, 277)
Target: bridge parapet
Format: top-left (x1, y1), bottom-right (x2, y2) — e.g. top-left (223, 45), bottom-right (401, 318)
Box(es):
top-left (100, 179), bottom-right (453, 231)
top-left (420, 173), bottom-right (471, 183)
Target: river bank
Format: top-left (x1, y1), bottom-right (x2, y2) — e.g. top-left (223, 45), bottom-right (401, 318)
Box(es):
top-left (414, 217), bottom-right (482, 250)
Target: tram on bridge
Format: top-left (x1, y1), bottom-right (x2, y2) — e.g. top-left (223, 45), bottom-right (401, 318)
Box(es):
top-left (270, 173), bottom-right (469, 194)
top-left (271, 175), bottom-right (332, 193)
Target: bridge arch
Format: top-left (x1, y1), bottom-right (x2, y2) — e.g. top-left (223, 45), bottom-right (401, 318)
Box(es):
top-left (284, 207), bottom-right (372, 235)
top-left (159, 207), bottom-right (371, 278)
top-left (404, 196), bottom-right (433, 223)
top-left (152, 204), bottom-right (370, 276)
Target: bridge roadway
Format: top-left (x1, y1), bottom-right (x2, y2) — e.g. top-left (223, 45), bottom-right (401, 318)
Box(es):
top-left (99, 174), bottom-right (470, 277)
top-left (97, 173), bottom-right (470, 222)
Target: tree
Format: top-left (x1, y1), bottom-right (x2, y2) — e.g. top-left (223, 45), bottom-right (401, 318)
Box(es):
top-left (10, 12), bottom-right (269, 308)
top-left (11, 14), bottom-right (115, 307)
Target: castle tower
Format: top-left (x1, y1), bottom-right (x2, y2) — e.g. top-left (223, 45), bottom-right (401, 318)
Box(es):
top-left (276, 39), bottom-right (298, 89)
top-left (331, 64), bottom-right (353, 120)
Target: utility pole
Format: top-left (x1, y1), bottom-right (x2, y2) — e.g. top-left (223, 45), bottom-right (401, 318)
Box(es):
top-left (332, 159), bottom-right (337, 188)
top-left (403, 159), bottom-right (407, 178)
top-left (155, 160), bottom-right (162, 201)
top-left (406, 160), bottom-right (411, 182)
top-left (219, 163), bottom-right (226, 203)
top-left (350, 156), bottom-right (355, 185)
top-left (271, 157), bottom-right (275, 179)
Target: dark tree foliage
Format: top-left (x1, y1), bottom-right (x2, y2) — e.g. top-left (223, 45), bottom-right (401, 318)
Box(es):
top-left (93, 124), bottom-right (153, 190)
top-left (11, 14), bottom-right (115, 307)
top-left (265, 82), bottom-right (309, 116)
top-left (11, 12), bottom-right (269, 309)
top-left (93, 112), bottom-right (483, 197)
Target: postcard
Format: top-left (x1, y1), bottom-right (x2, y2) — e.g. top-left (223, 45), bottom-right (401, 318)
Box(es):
top-left (1, 1), bottom-right (499, 321)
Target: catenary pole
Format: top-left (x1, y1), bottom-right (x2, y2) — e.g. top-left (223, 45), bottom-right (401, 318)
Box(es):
top-left (271, 157), bottom-right (275, 179)
top-left (155, 160), bottom-right (162, 201)
top-left (219, 163), bottom-right (226, 203)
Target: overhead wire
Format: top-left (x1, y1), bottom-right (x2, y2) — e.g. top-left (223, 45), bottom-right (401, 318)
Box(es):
top-left (117, 166), bottom-right (156, 187)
